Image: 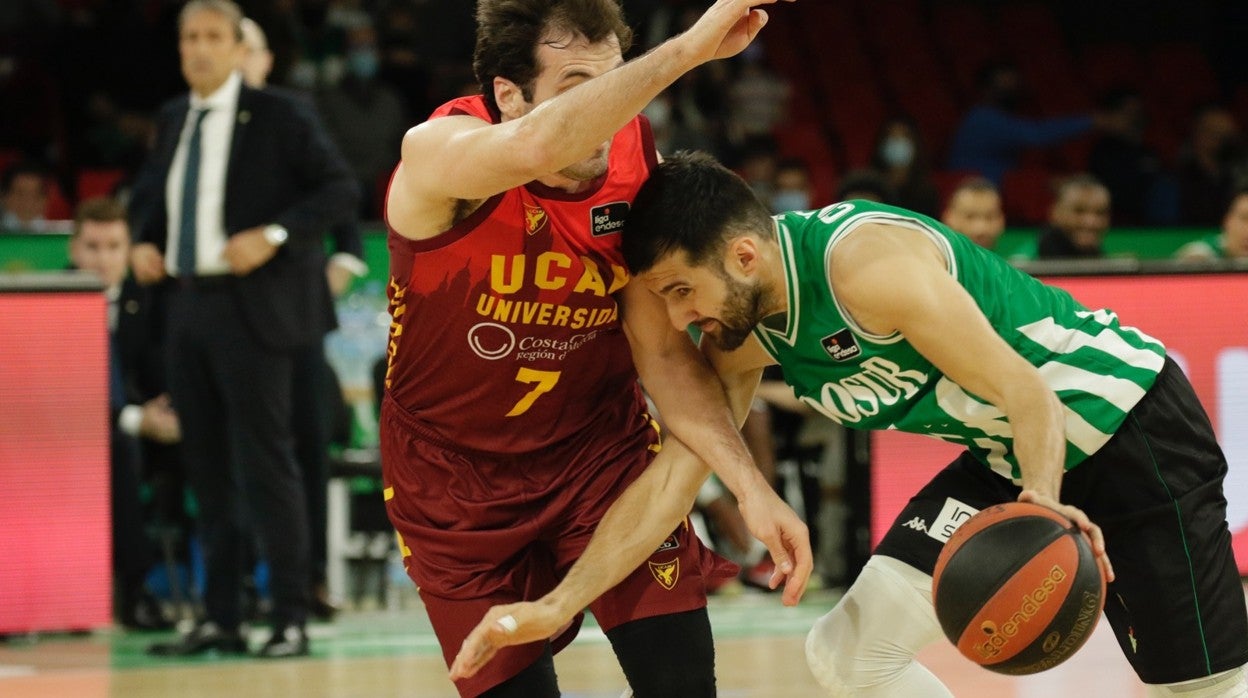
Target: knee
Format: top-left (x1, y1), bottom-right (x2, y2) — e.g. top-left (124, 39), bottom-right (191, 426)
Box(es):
top-left (805, 611), bottom-right (854, 697)
top-left (804, 557), bottom-right (943, 696)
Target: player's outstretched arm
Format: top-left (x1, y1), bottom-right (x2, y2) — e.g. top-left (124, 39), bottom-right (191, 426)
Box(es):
top-left (448, 435), bottom-right (710, 682)
top-left (395, 0), bottom-right (795, 206)
top-left (619, 281), bottom-right (811, 594)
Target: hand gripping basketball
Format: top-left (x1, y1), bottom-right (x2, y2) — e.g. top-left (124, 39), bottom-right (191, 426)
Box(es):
top-left (931, 502), bottom-right (1108, 675)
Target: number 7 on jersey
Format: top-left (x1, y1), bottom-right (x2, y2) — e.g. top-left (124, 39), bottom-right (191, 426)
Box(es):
top-left (506, 367), bottom-right (561, 417)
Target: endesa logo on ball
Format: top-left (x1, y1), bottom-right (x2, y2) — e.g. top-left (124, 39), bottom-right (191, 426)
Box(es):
top-left (973, 565), bottom-right (1067, 661)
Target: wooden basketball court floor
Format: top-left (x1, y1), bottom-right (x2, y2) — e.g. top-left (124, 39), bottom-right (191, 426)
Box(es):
top-left (2, 583), bottom-right (1244, 697)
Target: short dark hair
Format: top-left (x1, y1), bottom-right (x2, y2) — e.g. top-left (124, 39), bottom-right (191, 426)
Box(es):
top-left (949, 175), bottom-right (998, 198)
top-left (1226, 184), bottom-right (1248, 212)
top-left (622, 151), bottom-right (773, 275)
top-left (178, 0), bottom-right (245, 42)
top-left (73, 196), bottom-right (129, 238)
top-left (835, 169), bottom-right (893, 203)
top-left (1055, 173), bottom-right (1107, 201)
top-left (474, 0), bottom-right (633, 114)
top-left (1, 162), bottom-right (48, 195)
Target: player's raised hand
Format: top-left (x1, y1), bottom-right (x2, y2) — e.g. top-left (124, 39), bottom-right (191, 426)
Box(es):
top-left (736, 484), bottom-right (812, 606)
top-left (449, 600), bottom-right (572, 681)
top-left (678, 0), bottom-right (795, 65)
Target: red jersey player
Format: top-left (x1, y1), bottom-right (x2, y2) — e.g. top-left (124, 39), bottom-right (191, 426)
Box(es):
top-left (380, 0), bottom-right (806, 696)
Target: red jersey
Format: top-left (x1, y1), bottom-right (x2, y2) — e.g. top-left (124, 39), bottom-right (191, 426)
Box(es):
top-left (383, 95), bottom-right (658, 454)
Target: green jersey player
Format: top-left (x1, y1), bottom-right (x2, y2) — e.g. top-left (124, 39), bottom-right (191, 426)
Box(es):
top-left (452, 151), bottom-right (1248, 698)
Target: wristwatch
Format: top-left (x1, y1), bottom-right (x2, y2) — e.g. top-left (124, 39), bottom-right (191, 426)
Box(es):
top-left (263, 224), bottom-right (290, 246)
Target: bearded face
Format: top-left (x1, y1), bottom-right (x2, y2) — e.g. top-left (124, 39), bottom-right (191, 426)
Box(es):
top-left (705, 268), bottom-right (767, 351)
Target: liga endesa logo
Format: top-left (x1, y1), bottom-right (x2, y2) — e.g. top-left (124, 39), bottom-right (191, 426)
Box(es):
top-left (973, 565), bottom-right (1068, 661)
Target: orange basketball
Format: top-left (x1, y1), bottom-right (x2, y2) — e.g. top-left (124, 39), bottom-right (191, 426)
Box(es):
top-left (931, 502), bottom-right (1106, 675)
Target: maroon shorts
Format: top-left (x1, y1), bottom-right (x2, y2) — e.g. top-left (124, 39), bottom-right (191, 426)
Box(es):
top-left (380, 395), bottom-right (737, 697)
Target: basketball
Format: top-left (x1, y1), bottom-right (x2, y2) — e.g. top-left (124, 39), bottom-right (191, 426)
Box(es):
top-left (931, 502), bottom-right (1106, 675)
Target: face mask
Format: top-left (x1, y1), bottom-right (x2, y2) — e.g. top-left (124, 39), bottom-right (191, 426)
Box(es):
top-left (771, 190), bottom-right (811, 213)
top-left (346, 48), bottom-right (379, 80)
top-left (880, 136), bottom-right (915, 168)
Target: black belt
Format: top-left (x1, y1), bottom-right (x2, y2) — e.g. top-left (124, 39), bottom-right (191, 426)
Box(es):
top-left (175, 274), bottom-right (233, 291)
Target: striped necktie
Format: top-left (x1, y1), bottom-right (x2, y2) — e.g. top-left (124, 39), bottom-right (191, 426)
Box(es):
top-left (176, 108), bottom-right (210, 278)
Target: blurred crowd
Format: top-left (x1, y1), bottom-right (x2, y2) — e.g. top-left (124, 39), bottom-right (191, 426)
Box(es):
top-left (1, 0), bottom-right (1245, 239)
top-left (4, 0), bottom-right (1248, 642)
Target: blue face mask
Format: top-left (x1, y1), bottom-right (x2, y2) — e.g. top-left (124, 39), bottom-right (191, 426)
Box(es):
top-left (346, 48), bottom-right (380, 80)
top-left (771, 190), bottom-right (812, 213)
top-left (880, 136), bottom-right (915, 168)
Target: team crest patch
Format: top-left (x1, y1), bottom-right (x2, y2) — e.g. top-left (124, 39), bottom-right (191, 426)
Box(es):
top-left (648, 558), bottom-right (680, 590)
top-left (590, 201), bottom-right (629, 236)
top-left (655, 534), bottom-right (680, 553)
top-left (524, 202), bottom-right (548, 235)
top-left (820, 328), bottom-right (861, 361)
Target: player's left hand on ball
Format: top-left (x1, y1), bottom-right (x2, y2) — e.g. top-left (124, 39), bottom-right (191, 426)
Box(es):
top-left (1017, 489), bottom-right (1115, 583)
top-left (449, 601), bottom-right (568, 681)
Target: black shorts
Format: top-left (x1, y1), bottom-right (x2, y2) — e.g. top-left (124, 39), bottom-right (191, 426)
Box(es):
top-left (875, 357), bottom-right (1248, 684)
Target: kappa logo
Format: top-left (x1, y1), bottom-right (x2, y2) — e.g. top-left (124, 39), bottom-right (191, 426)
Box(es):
top-left (524, 202), bottom-right (548, 235)
top-left (590, 201), bottom-right (629, 236)
top-left (820, 328), bottom-right (861, 362)
top-left (648, 558), bottom-right (680, 590)
top-left (903, 517), bottom-right (928, 532)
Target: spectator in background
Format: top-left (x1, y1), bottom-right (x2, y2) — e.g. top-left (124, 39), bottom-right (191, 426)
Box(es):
top-left (1, 162), bottom-right (52, 231)
top-left (1088, 87), bottom-right (1173, 225)
top-left (68, 197), bottom-right (180, 631)
top-left (241, 13), bottom-right (367, 622)
top-left (376, 2), bottom-right (433, 120)
top-left (725, 46), bottom-right (790, 146)
top-left (131, 0), bottom-right (358, 658)
top-left (947, 61), bottom-right (1121, 186)
top-left (239, 17), bottom-right (274, 89)
top-left (1175, 186), bottom-right (1248, 261)
top-left (869, 115), bottom-right (939, 216)
top-left (1035, 174), bottom-right (1111, 259)
top-left (835, 169), bottom-right (893, 204)
top-left (1176, 104), bottom-right (1246, 227)
top-left (770, 157), bottom-right (814, 212)
top-left (941, 176), bottom-right (1006, 250)
top-left (734, 135), bottom-right (781, 204)
top-left (316, 20), bottom-right (408, 219)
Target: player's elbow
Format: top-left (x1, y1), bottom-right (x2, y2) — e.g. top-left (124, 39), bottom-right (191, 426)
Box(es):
top-left (506, 120), bottom-right (565, 178)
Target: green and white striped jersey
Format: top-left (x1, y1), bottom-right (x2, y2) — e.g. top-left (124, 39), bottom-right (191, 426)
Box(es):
top-left (754, 199), bottom-right (1166, 481)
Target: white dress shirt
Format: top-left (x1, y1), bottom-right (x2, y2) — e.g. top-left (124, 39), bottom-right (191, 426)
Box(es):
top-left (164, 71), bottom-right (242, 277)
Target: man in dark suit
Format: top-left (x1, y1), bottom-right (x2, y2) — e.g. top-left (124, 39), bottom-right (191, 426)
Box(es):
top-left (129, 0), bottom-right (358, 658)
top-left (69, 196), bottom-right (181, 631)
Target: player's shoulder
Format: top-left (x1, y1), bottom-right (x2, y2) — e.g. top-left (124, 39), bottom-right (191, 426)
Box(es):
top-left (428, 94), bottom-right (494, 122)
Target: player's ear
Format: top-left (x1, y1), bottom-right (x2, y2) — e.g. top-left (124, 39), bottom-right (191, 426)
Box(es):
top-left (730, 236), bottom-right (760, 275)
top-left (494, 78), bottom-right (528, 121)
